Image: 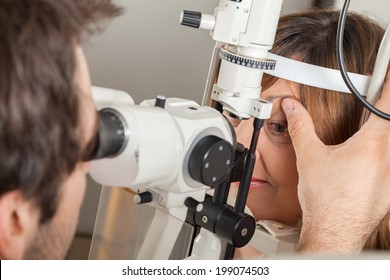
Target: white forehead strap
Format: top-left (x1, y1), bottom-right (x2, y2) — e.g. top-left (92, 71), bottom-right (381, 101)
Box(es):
top-left (264, 53), bottom-right (370, 96)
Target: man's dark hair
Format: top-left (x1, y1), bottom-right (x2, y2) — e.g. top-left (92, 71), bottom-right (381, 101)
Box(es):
top-left (0, 0), bottom-right (122, 223)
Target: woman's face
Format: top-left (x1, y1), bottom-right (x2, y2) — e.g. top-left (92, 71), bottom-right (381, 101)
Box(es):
top-left (232, 78), bottom-right (301, 226)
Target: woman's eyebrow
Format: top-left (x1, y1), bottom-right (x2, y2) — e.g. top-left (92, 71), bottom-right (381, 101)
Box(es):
top-left (265, 94), bottom-right (297, 102)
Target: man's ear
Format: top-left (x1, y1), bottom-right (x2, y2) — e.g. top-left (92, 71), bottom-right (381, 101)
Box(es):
top-left (0, 190), bottom-right (40, 259)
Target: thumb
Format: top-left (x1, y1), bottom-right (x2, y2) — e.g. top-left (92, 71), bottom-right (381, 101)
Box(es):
top-left (373, 67), bottom-right (390, 114)
top-left (281, 98), bottom-right (323, 153)
top-left (365, 67), bottom-right (390, 129)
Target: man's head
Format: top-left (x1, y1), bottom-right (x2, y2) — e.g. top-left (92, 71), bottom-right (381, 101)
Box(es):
top-left (0, 0), bottom-right (122, 259)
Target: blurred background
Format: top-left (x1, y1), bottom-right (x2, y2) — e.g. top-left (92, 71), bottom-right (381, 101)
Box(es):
top-left (67, 0), bottom-right (390, 259)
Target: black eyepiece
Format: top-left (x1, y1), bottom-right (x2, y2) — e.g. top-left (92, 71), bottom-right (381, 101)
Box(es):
top-left (88, 108), bottom-right (128, 160)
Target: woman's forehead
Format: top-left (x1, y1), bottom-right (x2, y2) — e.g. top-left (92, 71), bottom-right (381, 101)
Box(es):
top-left (261, 78), bottom-right (299, 102)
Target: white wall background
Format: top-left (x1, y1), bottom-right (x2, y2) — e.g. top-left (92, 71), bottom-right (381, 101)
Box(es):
top-left (84, 0), bottom-right (313, 104)
top-left (334, 0), bottom-right (390, 26)
top-left (78, 0), bottom-right (312, 235)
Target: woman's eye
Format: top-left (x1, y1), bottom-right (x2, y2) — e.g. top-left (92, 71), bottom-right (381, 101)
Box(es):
top-left (268, 121), bottom-right (288, 136)
top-left (263, 119), bottom-right (292, 145)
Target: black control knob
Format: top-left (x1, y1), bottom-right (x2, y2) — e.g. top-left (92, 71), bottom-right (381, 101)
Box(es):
top-left (188, 136), bottom-right (233, 186)
top-left (154, 95), bottom-right (166, 109)
top-left (188, 195), bottom-right (255, 247)
top-left (180, 10), bottom-right (202, 29)
top-left (134, 191), bottom-right (153, 204)
top-left (215, 209), bottom-right (256, 248)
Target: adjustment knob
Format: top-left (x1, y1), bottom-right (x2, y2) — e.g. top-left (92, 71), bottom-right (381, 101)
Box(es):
top-left (216, 210), bottom-right (256, 248)
top-left (154, 95), bottom-right (166, 109)
top-left (134, 191), bottom-right (153, 204)
top-left (180, 10), bottom-right (202, 28)
top-left (188, 136), bottom-right (233, 186)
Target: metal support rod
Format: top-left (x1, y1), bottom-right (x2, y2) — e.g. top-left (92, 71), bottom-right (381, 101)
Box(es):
top-left (224, 117), bottom-right (264, 259)
top-left (212, 181), bottom-right (231, 205)
top-left (234, 118), bottom-right (263, 214)
top-left (224, 245), bottom-right (235, 260)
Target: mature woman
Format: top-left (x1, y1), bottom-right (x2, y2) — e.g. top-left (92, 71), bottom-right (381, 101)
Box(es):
top-left (232, 9), bottom-right (388, 257)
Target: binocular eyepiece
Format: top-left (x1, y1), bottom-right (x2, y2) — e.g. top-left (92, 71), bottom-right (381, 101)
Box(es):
top-left (85, 108), bottom-right (128, 161)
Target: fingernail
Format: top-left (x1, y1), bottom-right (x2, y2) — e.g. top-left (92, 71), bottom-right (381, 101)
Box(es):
top-left (281, 98), bottom-right (295, 116)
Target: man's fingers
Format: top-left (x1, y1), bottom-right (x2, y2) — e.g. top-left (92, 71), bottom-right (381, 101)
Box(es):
top-left (281, 98), bottom-right (324, 155)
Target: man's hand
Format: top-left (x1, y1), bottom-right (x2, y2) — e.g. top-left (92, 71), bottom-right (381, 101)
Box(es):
top-left (281, 71), bottom-right (390, 253)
